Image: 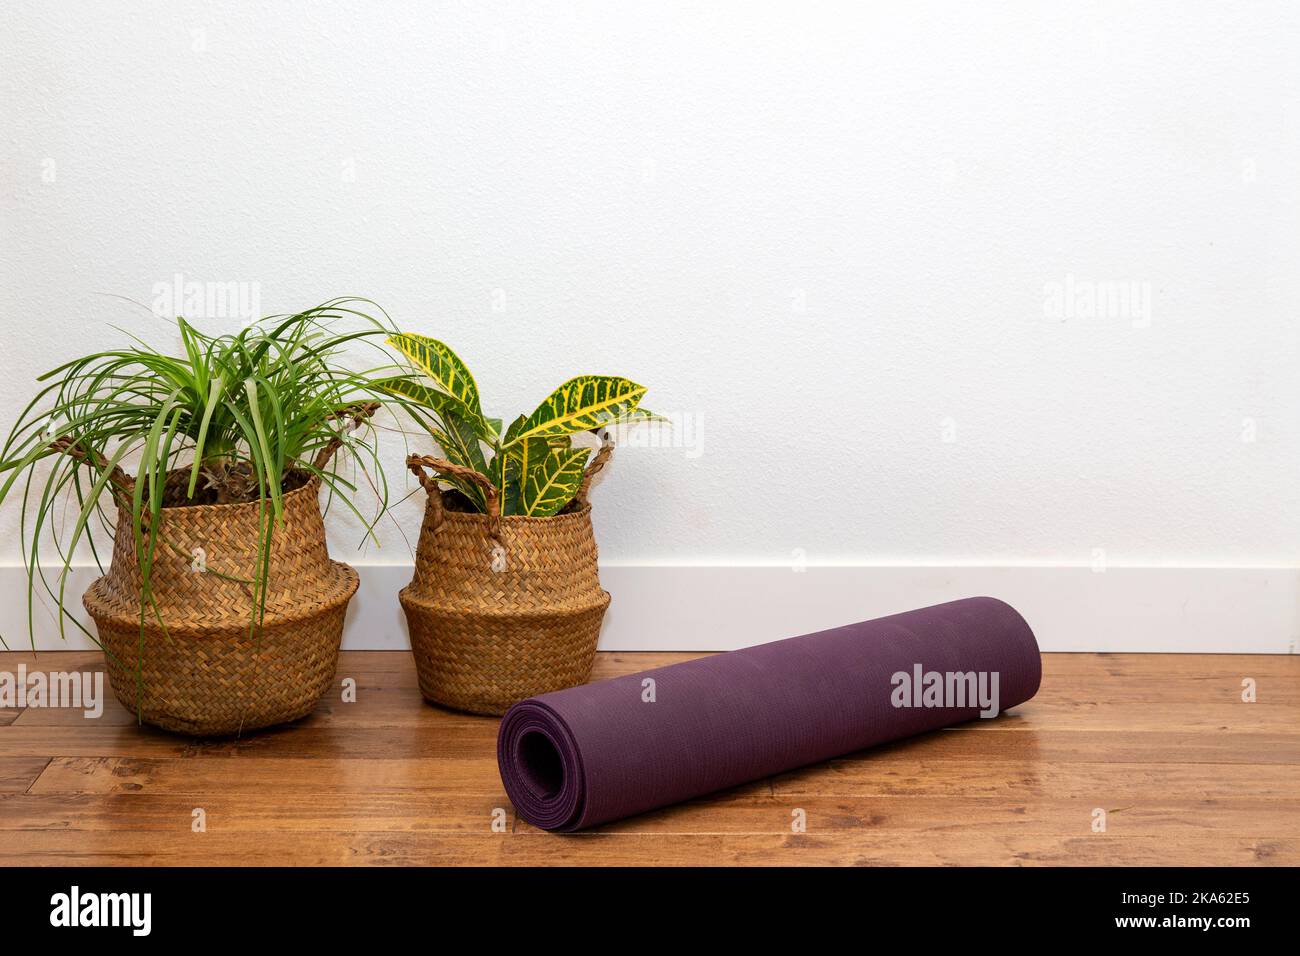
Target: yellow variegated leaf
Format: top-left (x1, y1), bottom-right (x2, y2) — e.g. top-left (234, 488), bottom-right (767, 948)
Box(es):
top-left (386, 333), bottom-right (482, 415)
top-left (373, 377), bottom-right (495, 444)
top-left (521, 446), bottom-right (591, 517)
top-left (501, 412), bottom-right (533, 447)
top-left (505, 376), bottom-right (646, 447)
top-left (494, 420), bottom-right (551, 515)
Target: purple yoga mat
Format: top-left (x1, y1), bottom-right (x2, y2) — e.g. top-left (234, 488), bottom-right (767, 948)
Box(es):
top-left (498, 596), bottom-right (1042, 831)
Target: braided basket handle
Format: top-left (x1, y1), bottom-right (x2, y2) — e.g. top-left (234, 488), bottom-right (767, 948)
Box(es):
top-left (48, 435), bottom-right (135, 505)
top-left (574, 432), bottom-right (614, 509)
top-left (313, 401), bottom-right (381, 471)
top-left (406, 454), bottom-right (501, 520)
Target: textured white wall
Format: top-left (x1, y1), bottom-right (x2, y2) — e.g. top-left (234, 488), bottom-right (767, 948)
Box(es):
top-left (2, 0), bottom-right (1298, 574)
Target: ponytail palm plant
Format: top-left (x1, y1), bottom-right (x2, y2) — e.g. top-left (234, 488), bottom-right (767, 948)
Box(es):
top-left (0, 299), bottom-right (404, 647)
top-left (378, 334), bottom-right (658, 516)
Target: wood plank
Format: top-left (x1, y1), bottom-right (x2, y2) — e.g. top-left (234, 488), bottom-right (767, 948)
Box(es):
top-left (0, 829), bottom-right (1292, 867)
top-left (28, 755), bottom-right (505, 795)
top-left (0, 791), bottom-right (514, 832)
top-left (772, 759), bottom-right (1300, 799)
top-left (0, 756), bottom-right (49, 793)
top-left (2, 790), bottom-right (1296, 843)
top-left (9, 723), bottom-right (1292, 763)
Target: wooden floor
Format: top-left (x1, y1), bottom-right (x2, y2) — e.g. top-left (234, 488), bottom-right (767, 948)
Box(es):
top-left (0, 650), bottom-right (1296, 866)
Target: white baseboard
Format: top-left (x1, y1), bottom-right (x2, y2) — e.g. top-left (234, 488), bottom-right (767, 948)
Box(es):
top-left (1, 564), bottom-right (1295, 654)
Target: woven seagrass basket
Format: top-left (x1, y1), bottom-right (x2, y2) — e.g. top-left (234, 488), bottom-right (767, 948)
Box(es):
top-left (73, 436), bottom-right (363, 736)
top-left (400, 449), bottom-right (613, 716)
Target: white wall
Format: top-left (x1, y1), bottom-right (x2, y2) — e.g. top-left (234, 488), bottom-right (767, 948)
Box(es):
top-left (2, 2), bottom-right (1298, 650)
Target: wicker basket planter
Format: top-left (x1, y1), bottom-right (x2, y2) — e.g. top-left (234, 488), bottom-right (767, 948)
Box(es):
top-left (81, 465), bottom-right (359, 736)
top-left (400, 453), bottom-right (611, 715)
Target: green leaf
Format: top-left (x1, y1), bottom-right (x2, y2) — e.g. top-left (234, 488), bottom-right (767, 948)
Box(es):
top-left (378, 374), bottom-right (492, 509)
top-left (242, 378), bottom-right (282, 519)
top-left (385, 333), bottom-right (482, 415)
top-left (491, 415), bottom-right (524, 512)
top-left (429, 412), bottom-right (490, 511)
top-left (501, 413), bottom-right (525, 446)
top-left (186, 375), bottom-right (226, 497)
top-left (372, 377), bottom-right (494, 444)
top-left (504, 376), bottom-right (646, 447)
top-left (439, 416), bottom-right (489, 476)
top-left (521, 446), bottom-right (591, 517)
top-left (497, 433), bottom-right (550, 515)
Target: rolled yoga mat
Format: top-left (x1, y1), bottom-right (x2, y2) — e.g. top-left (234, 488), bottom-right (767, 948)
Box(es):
top-left (498, 596), bottom-right (1041, 831)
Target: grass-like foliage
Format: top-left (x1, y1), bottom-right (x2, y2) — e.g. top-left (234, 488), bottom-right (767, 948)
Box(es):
top-left (0, 298), bottom-right (406, 649)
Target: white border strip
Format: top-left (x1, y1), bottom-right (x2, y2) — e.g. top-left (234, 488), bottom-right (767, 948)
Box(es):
top-left (1, 565), bottom-right (1295, 654)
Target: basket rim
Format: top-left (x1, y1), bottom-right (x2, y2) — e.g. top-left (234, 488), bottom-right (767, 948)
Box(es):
top-left (429, 491), bottom-right (595, 525)
top-left (114, 466), bottom-right (321, 518)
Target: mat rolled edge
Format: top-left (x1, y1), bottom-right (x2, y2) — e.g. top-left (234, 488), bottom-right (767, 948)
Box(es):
top-left (497, 700), bottom-right (587, 831)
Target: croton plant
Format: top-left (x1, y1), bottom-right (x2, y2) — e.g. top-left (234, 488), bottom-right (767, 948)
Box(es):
top-left (379, 334), bottom-right (658, 516)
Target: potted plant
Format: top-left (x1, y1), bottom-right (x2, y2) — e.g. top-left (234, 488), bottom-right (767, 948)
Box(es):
top-left (0, 300), bottom-right (399, 735)
top-left (379, 333), bottom-right (658, 715)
